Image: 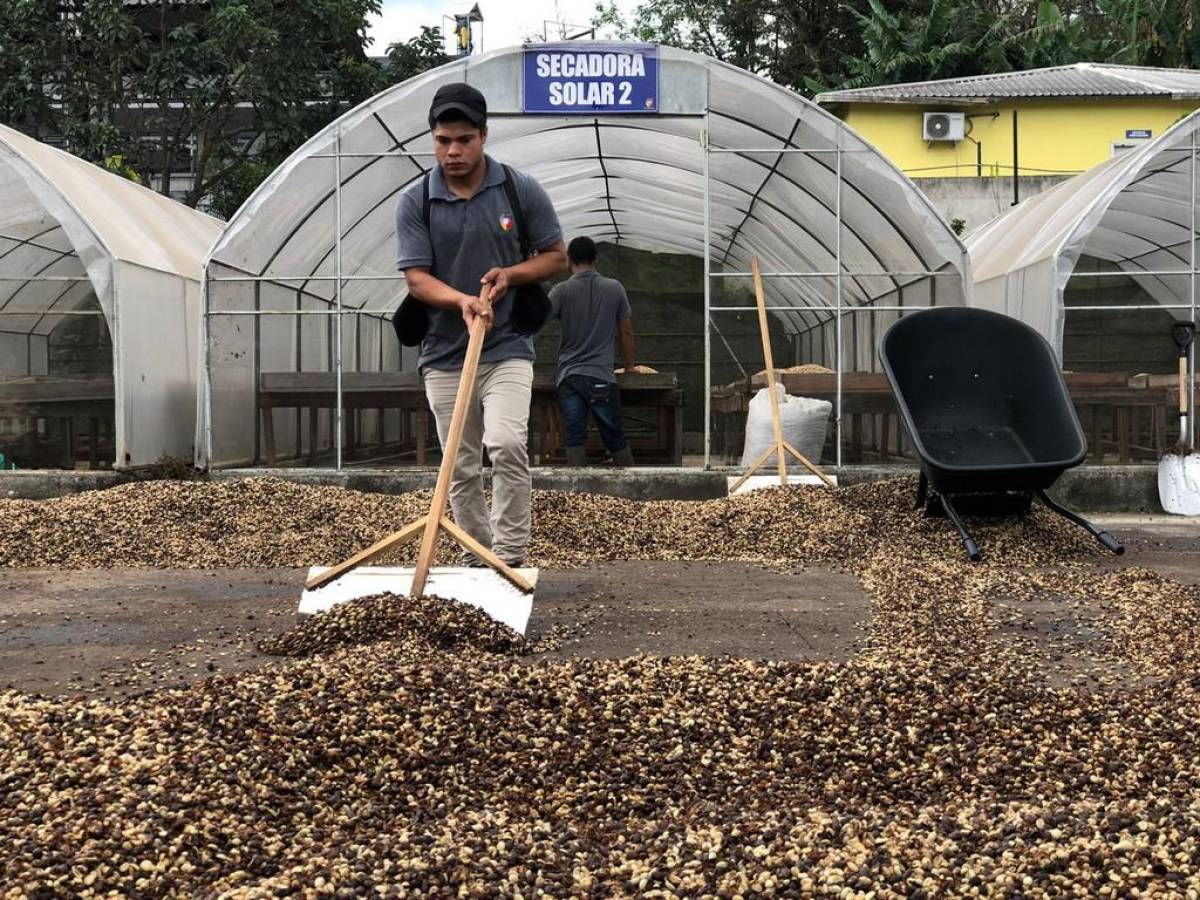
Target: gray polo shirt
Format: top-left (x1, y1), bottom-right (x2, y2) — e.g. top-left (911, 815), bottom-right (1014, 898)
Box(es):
top-left (548, 270), bottom-right (631, 385)
top-left (395, 155), bottom-right (562, 371)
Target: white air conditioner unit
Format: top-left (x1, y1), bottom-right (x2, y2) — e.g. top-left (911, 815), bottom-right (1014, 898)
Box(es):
top-left (923, 112), bottom-right (965, 142)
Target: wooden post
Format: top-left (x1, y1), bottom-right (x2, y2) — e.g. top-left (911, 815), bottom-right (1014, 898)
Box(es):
top-left (730, 255), bottom-right (835, 491)
top-left (752, 257), bottom-right (788, 484)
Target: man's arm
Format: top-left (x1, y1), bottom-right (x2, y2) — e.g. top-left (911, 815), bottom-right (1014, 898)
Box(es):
top-left (480, 240), bottom-right (568, 303)
top-left (404, 267), bottom-right (493, 329)
top-left (618, 319), bottom-right (635, 372)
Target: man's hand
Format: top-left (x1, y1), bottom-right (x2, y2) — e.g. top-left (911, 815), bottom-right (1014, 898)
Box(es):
top-left (481, 267), bottom-right (510, 304)
top-left (459, 293), bottom-right (493, 331)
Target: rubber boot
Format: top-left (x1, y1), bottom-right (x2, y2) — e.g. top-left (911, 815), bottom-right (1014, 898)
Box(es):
top-left (610, 445), bottom-right (634, 467)
top-left (565, 445), bottom-right (587, 467)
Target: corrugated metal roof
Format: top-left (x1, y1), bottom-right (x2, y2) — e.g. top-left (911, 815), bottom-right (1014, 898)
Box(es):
top-left (816, 64), bottom-right (1200, 105)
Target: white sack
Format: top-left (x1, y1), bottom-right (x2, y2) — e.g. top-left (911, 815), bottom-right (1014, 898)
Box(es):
top-left (739, 383), bottom-right (832, 469)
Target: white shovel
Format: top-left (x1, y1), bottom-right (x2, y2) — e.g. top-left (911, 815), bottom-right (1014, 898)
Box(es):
top-left (299, 286), bottom-right (537, 634)
top-left (1158, 322), bottom-right (1200, 516)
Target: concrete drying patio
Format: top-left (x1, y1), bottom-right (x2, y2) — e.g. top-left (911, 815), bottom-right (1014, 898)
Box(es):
top-left (1, 517), bottom-right (1194, 700)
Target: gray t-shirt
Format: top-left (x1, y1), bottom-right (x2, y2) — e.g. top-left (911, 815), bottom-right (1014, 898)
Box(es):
top-left (395, 155), bottom-right (562, 371)
top-left (548, 270), bottom-right (631, 385)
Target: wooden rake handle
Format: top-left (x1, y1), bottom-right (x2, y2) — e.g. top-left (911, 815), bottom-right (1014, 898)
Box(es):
top-left (305, 516), bottom-right (428, 590)
top-left (411, 286), bottom-right (492, 596)
top-left (306, 286), bottom-right (492, 594)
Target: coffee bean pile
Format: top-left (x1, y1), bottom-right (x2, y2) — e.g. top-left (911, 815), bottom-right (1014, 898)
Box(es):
top-left (4, 643), bottom-right (1200, 896)
top-left (752, 363), bottom-right (835, 383)
top-left (0, 480), bottom-right (431, 570)
top-left (3, 477), bottom-right (1200, 895)
top-left (257, 593), bottom-right (527, 658)
top-left (0, 477), bottom-right (1092, 572)
top-left (1014, 567), bottom-right (1200, 679)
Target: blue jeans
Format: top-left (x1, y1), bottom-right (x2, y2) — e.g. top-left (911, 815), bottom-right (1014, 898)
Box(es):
top-left (557, 374), bottom-right (629, 451)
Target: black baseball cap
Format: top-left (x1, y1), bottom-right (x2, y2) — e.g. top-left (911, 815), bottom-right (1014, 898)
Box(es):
top-left (428, 82), bottom-right (487, 128)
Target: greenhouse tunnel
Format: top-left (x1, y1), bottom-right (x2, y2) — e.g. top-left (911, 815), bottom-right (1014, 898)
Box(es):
top-left (967, 109), bottom-right (1200, 457)
top-left (200, 43), bottom-right (971, 470)
top-left (0, 124), bottom-right (222, 469)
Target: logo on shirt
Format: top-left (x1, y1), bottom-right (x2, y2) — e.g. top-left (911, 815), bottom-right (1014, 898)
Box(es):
top-left (498, 213), bottom-right (515, 233)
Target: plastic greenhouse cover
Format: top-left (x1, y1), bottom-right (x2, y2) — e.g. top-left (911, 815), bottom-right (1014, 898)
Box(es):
top-left (198, 43), bottom-right (972, 467)
top-left (966, 109), bottom-right (1200, 355)
top-left (0, 123), bottom-right (222, 466)
top-left (206, 44), bottom-right (968, 324)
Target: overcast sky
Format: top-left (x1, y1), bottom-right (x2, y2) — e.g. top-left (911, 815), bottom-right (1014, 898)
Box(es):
top-left (367, 0), bottom-right (639, 56)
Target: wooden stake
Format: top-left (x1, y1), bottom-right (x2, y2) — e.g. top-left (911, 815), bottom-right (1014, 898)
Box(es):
top-left (728, 444), bottom-right (776, 494)
top-left (730, 255), bottom-right (834, 492)
top-left (440, 517), bottom-right (533, 592)
top-left (783, 440), bottom-right (837, 487)
top-left (305, 515), bottom-right (428, 590)
top-left (752, 256), bottom-right (788, 485)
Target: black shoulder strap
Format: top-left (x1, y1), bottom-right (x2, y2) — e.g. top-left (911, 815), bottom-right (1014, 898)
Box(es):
top-left (500, 163), bottom-right (532, 259)
top-left (420, 172), bottom-right (436, 277)
top-left (421, 171), bottom-right (431, 228)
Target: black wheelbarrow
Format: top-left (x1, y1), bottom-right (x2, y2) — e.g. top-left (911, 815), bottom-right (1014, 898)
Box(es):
top-left (879, 307), bottom-right (1123, 561)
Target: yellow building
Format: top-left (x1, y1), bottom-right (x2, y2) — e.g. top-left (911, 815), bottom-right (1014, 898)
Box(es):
top-left (816, 64), bottom-right (1200, 180)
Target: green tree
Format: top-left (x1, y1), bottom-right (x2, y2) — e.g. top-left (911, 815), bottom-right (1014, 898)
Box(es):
top-left (57, 1), bottom-right (149, 160)
top-left (0, 0), bottom-right (384, 211)
top-left (132, 0), bottom-right (383, 207)
top-left (1086, 0), bottom-right (1200, 68)
top-left (837, 0), bottom-right (1020, 89)
top-left (626, 0), bottom-right (774, 73)
top-left (592, 0), bottom-right (891, 95)
top-left (773, 0), bottom-right (890, 94)
top-left (204, 157), bottom-right (275, 221)
top-left (382, 25), bottom-right (451, 85)
top-left (592, 1), bottom-right (634, 40)
top-left (0, 1), bottom-right (61, 137)
top-left (833, 0), bottom-right (1200, 91)
top-left (599, 0), bottom-right (1200, 96)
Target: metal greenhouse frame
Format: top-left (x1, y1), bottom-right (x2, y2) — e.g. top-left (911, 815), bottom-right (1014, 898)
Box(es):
top-left (199, 43), bottom-right (972, 470)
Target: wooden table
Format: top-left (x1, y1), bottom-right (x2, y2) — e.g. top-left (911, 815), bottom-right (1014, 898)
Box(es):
top-left (258, 370), bottom-right (684, 466)
top-left (0, 376), bottom-right (114, 468)
top-left (530, 372), bottom-right (683, 465)
top-left (259, 372), bottom-right (431, 466)
top-left (1066, 373), bottom-right (1177, 462)
top-left (712, 371), bottom-right (1185, 465)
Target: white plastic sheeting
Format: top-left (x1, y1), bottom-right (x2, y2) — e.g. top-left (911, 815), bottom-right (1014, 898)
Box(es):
top-left (966, 109), bottom-right (1200, 357)
top-left (0, 124), bottom-right (222, 466)
top-left (200, 43), bottom-right (971, 469)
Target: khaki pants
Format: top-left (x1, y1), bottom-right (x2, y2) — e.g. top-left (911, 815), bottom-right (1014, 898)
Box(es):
top-left (423, 358), bottom-right (533, 565)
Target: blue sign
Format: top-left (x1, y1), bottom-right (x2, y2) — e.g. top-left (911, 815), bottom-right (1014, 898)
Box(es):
top-left (1126, 129), bottom-right (1152, 139)
top-left (523, 44), bottom-right (659, 114)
